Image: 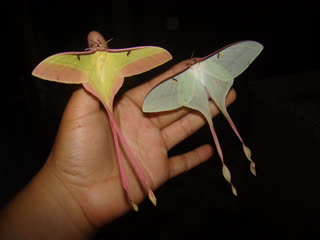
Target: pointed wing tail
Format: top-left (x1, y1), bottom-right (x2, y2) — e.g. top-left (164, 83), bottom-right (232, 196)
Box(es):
top-left (107, 109), bottom-right (156, 210)
top-left (176, 70), bottom-right (238, 195)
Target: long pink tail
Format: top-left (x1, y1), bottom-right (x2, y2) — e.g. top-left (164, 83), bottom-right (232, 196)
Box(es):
top-left (106, 108), bottom-right (156, 209)
top-left (108, 116), bottom-right (139, 210)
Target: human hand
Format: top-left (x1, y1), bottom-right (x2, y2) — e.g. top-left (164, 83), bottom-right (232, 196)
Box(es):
top-left (38, 59), bottom-right (236, 231)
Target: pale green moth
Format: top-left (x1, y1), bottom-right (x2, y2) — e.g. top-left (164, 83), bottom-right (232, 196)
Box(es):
top-left (143, 41), bottom-right (263, 195)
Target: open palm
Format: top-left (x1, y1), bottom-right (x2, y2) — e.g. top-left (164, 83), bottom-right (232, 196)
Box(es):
top-left (45, 59), bottom-right (236, 228)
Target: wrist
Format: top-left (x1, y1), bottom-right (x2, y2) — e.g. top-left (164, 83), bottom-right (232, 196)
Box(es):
top-left (0, 162), bottom-right (95, 240)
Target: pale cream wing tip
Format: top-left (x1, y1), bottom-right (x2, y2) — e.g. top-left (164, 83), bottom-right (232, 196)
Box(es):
top-left (131, 201), bottom-right (139, 211)
top-left (242, 144), bottom-right (256, 176)
top-left (231, 185), bottom-right (238, 196)
top-left (149, 193), bottom-right (157, 207)
top-left (222, 165), bottom-right (238, 196)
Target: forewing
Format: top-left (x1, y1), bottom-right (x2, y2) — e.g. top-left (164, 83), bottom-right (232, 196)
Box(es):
top-left (32, 51), bottom-right (96, 83)
top-left (107, 46), bottom-right (172, 77)
top-left (202, 41), bottom-right (263, 78)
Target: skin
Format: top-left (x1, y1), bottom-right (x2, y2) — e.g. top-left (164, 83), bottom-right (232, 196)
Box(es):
top-left (0, 59), bottom-right (236, 240)
top-left (87, 31), bottom-right (107, 49)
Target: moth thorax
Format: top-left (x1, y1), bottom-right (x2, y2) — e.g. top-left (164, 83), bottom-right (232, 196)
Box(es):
top-left (191, 63), bottom-right (205, 86)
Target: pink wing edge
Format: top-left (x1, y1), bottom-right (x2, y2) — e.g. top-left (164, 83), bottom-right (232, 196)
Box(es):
top-left (200, 40), bottom-right (256, 61)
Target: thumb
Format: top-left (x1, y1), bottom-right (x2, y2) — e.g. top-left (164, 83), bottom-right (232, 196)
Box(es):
top-left (62, 88), bottom-right (101, 122)
top-left (49, 87), bottom-right (104, 160)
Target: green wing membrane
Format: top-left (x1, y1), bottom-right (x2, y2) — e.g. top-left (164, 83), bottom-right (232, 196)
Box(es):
top-left (142, 79), bottom-right (182, 112)
top-left (203, 41), bottom-right (263, 78)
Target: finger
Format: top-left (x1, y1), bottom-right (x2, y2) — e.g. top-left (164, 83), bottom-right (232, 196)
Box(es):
top-left (125, 58), bottom-right (200, 108)
top-left (168, 144), bottom-right (214, 179)
top-left (145, 107), bottom-right (191, 130)
top-left (162, 89), bottom-right (236, 150)
top-left (50, 87), bottom-right (111, 167)
top-left (56, 88), bottom-right (106, 139)
top-left (62, 88), bottom-right (102, 122)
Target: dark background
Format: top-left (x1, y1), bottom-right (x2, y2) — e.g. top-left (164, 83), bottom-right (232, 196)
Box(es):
top-left (3, 0), bottom-right (319, 239)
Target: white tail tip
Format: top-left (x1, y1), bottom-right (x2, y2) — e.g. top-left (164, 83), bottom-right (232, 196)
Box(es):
top-left (242, 144), bottom-right (256, 176)
top-left (231, 185), bottom-right (238, 196)
top-left (250, 162), bottom-right (256, 176)
top-left (148, 190), bottom-right (157, 206)
top-left (131, 201), bottom-right (139, 211)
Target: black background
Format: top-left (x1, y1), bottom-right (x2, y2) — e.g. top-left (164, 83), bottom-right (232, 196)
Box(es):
top-left (3, 0), bottom-right (319, 239)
